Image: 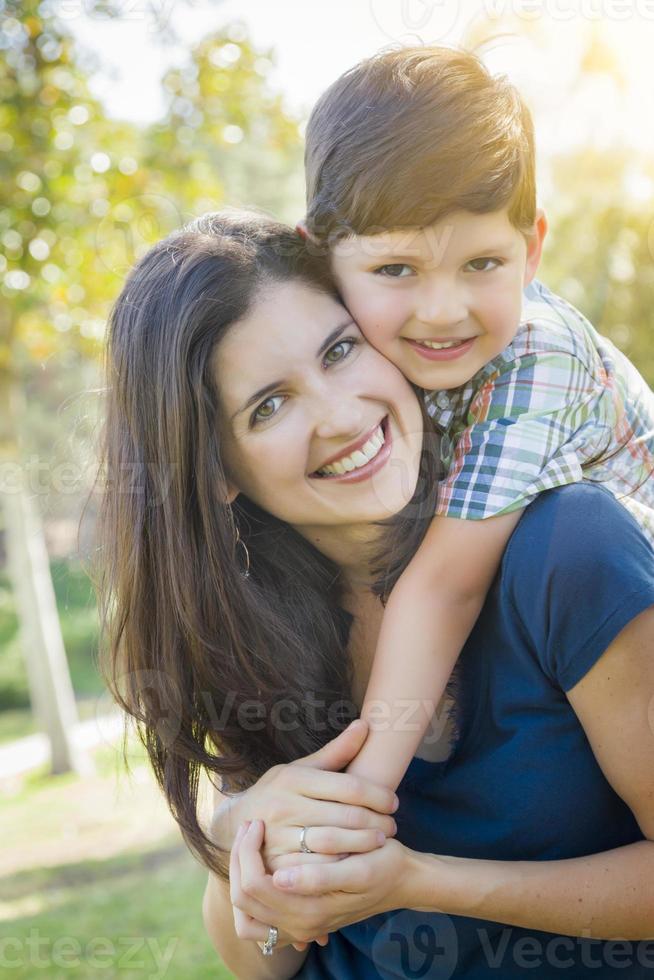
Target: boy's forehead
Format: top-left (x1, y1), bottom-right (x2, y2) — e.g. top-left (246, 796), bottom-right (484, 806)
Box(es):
top-left (332, 208), bottom-right (520, 264)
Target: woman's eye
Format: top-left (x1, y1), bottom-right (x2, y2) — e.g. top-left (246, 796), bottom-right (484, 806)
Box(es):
top-left (323, 338), bottom-right (357, 366)
top-left (465, 257), bottom-right (502, 273)
top-left (251, 394), bottom-right (284, 425)
top-left (373, 264), bottom-right (414, 278)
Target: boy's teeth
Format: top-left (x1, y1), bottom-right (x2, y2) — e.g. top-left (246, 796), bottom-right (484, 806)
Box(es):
top-left (420, 339), bottom-right (466, 349)
top-left (316, 424), bottom-right (385, 477)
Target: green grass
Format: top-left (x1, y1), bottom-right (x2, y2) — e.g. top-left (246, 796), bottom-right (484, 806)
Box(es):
top-left (2, 847), bottom-right (232, 979)
top-left (0, 742), bottom-right (236, 979)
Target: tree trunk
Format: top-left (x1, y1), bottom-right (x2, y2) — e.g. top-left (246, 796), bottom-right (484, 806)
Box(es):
top-left (0, 371), bottom-right (93, 776)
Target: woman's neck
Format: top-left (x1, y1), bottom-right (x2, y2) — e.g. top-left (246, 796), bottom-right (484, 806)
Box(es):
top-left (295, 521), bottom-right (383, 596)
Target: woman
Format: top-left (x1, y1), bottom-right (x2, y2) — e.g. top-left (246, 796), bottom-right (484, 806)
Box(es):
top-left (98, 211), bottom-right (654, 979)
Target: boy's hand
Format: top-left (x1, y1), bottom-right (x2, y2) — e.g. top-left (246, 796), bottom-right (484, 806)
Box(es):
top-left (211, 718), bottom-right (398, 874)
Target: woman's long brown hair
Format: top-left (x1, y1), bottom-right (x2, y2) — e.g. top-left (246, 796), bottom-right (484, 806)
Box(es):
top-left (94, 210), bottom-right (439, 878)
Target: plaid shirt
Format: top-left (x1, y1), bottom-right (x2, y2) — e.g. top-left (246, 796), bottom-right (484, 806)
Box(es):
top-left (425, 279), bottom-right (654, 540)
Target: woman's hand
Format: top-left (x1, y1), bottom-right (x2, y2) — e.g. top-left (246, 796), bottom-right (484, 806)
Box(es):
top-left (212, 719), bottom-right (399, 876)
top-left (230, 817), bottom-right (413, 951)
top-left (230, 820), bottom-right (329, 951)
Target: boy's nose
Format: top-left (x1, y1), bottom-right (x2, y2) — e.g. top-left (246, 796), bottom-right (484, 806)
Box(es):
top-left (415, 282), bottom-right (467, 328)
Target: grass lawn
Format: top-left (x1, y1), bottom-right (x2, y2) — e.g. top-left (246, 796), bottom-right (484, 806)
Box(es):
top-left (0, 741), bottom-right (236, 979)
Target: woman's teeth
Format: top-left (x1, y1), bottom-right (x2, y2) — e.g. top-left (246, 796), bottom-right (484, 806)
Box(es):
top-left (316, 423), bottom-right (385, 477)
top-left (419, 339), bottom-right (468, 350)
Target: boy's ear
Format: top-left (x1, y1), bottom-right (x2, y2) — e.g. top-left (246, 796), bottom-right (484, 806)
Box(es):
top-left (296, 218), bottom-right (320, 245)
top-left (524, 208), bottom-right (548, 286)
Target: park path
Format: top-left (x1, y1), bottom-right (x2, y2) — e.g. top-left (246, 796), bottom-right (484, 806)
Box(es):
top-left (0, 711), bottom-right (124, 782)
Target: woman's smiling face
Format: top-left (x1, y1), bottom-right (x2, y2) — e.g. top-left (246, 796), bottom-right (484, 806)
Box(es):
top-left (214, 280), bottom-right (424, 547)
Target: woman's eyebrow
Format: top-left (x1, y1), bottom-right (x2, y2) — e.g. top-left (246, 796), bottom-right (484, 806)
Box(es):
top-left (316, 318), bottom-right (355, 357)
top-left (232, 318), bottom-right (355, 420)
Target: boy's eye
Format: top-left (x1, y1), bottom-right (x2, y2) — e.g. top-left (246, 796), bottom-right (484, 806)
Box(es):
top-left (251, 394), bottom-right (285, 425)
top-left (465, 257), bottom-right (502, 273)
top-left (373, 264), bottom-right (414, 278)
top-left (323, 338), bottom-right (357, 365)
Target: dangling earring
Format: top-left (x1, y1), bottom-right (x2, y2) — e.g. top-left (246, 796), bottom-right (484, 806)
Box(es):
top-left (235, 528), bottom-right (250, 579)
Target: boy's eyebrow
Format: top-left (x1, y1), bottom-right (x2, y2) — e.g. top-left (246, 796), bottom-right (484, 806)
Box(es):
top-left (461, 240), bottom-right (518, 257)
top-left (363, 240), bottom-right (519, 265)
top-left (367, 253), bottom-right (423, 264)
top-left (232, 318), bottom-right (354, 420)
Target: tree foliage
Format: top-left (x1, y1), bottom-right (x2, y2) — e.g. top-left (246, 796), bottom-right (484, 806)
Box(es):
top-left (0, 0), bottom-right (143, 369)
top-left (0, 2), bottom-right (305, 525)
top-left (146, 23), bottom-right (304, 223)
top-left (541, 149), bottom-right (654, 387)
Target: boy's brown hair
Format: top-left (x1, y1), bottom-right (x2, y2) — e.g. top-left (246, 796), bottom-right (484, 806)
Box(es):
top-left (304, 45), bottom-right (536, 243)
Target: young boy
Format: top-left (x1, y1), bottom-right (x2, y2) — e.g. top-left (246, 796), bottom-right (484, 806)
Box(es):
top-left (300, 45), bottom-right (654, 794)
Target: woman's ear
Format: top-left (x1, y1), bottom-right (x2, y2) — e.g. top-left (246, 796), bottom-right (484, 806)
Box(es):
top-left (225, 482), bottom-right (239, 505)
top-left (523, 208), bottom-right (548, 286)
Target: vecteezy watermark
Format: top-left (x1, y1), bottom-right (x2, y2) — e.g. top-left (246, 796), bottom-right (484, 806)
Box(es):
top-left (198, 688), bottom-right (452, 744)
top-left (328, 223), bottom-right (456, 268)
top-left (54, 0), bottom-right (179, 30)
top-left (0, 458), bottom-right (178, 503)
top-left (370, 915), bottom-right (654, 978)
top-left (106, 669), bottom-right (454, 753)
top-left (368, 0), bottom-right (654, 43)
top-left (477, 930), bottom-right (654, 971)
top-left (0, 456), bottom-right (95, 497)
top-left (371, 910), bottom-right (459, 979)
top-left (0, 930), bottom-right (178, 979)
top-left (368, 0), bottom-right (462, 44)
top-left (482, 0), bottom-right (654, 20)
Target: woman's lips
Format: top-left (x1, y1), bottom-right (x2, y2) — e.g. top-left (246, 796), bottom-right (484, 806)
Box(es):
top-left (405, 337), bottom-right (476, 361)
top-left (310, 416), bottom-right (392, 484)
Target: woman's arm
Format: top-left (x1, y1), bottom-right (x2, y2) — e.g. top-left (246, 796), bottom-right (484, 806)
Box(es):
top-left (202, 720), bottom-right (400, 968)
top-left (410, 841), bottom-right (654, 940)
top-left (275, 605), bottom-right (654, 939)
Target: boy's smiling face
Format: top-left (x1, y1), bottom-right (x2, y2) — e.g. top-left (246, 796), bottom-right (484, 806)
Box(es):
top-left (330, 207), bottom-right (547, 391)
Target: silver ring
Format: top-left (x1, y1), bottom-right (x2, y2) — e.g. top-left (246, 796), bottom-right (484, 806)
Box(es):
top-left (262, 925), bottom-right (278, 955)
top-left (300, 826), bottom-right (314, 853)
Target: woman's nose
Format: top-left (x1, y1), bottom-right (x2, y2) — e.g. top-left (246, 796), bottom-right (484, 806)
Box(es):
top-left (314, 398), bottom-right (366, 441)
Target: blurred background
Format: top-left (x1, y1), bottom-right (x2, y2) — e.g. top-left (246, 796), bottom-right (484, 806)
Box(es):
top-left (1, 0), bottom-right (653, 976)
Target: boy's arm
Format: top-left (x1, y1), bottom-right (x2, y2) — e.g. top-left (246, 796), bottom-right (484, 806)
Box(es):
top-left (346, 509), bottom-right (523, 792)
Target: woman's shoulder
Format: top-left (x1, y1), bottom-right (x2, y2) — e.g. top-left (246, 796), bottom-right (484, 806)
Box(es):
top-left (504, 483), bottom-right (653, 587)
top-left (499, 484), bottom-right (654, 690)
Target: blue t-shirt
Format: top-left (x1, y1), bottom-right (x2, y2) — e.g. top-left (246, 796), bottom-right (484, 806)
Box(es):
top-left (294, 484), bottom-right (654, 979)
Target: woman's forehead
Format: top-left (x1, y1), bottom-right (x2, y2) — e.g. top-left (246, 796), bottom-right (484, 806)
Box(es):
top-left (213, 280), bottom-right (348, 417)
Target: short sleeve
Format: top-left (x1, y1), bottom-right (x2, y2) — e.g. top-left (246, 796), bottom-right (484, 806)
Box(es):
top-left (435, 346), bottom-right (619, 520)
top-left (503, 484), bottom-right (654, 691)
